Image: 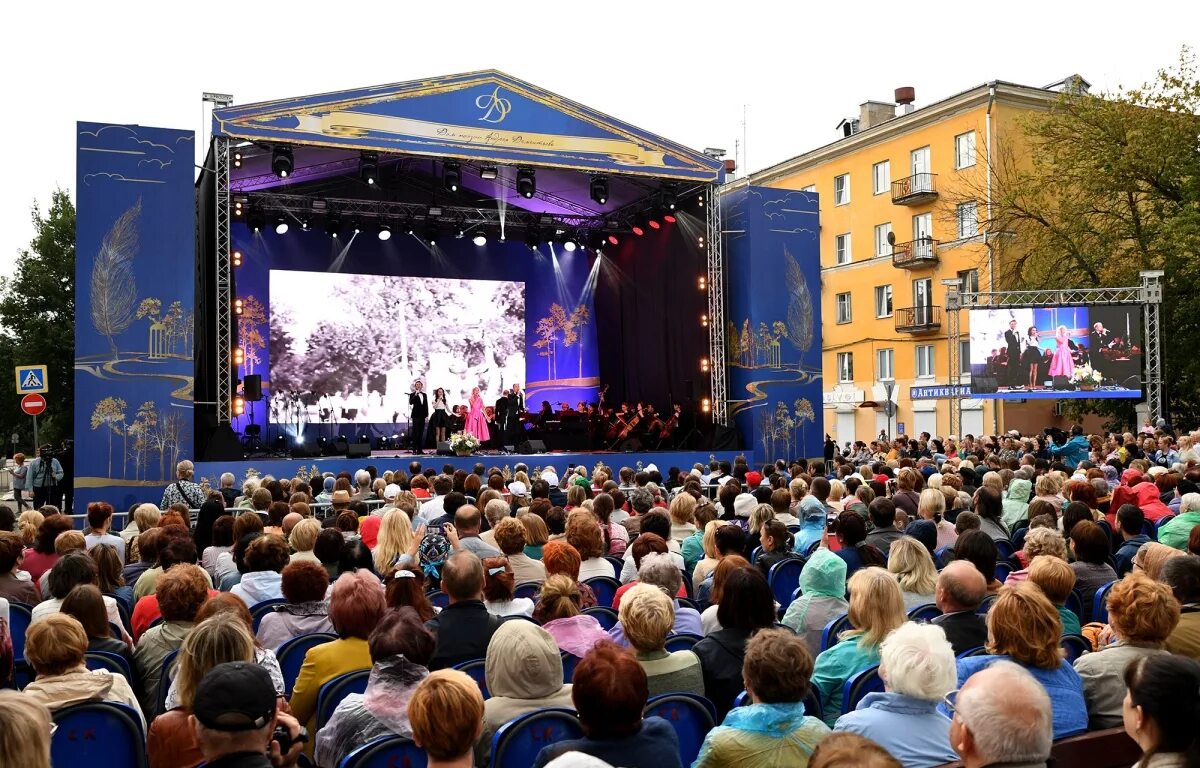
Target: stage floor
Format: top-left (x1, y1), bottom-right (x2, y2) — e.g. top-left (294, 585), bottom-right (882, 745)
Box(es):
top-left (193, 449), bottom-right (751, 485)
top-left (981, 387), bottom-right (1141, 401)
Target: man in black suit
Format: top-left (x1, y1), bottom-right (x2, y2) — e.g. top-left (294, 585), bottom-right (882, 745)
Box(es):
top-left (494, 389), bottom-right (510, 447)
top-left (1003, 319), bottom-right (1023, 389)
top-left (930, 560), bottom-right (990, 655)
top-left (408, 380), bottom-right (428, 454)
top-left (505, 383), bottom-right (525, 444)
top-left (1088, 321), bottom-right (1113, 367)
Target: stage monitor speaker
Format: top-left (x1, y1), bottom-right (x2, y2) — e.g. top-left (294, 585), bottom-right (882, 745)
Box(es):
top-left (436, 441), bottom-right (453, 456)
top-left (333, 438), bottom-right (349, 455)
top-left (619, 438), bottom-right (643, 452)
top-left (710, 424), bottom-right (740, 450)
top-left (1052, 375), bottom-right (1072, 391)
top-left (973, 375), bottom-right (999, 394)
top-left (347, 442), bottom-right (372, 459)
top-left (202, 423), bottom-right (244, 461)
top-left (290, 443), bottom-right (314, 459)
top-left (518, 439), bottom-right (547, 454)
top-left (243, 375), bottom-right (263, 402)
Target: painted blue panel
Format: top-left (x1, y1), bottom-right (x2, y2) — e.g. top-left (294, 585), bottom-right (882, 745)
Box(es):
top-left (723, 186), bottom-right (824, 459)
top-left (74, 123), bottom-right (196, 508)
top-left (214, 71), bottom-right (722, 182)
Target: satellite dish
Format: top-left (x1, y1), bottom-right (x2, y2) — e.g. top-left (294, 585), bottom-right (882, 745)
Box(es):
top-left (886, 231), bottom-right (896, 246)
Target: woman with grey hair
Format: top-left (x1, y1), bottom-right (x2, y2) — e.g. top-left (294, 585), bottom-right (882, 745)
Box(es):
top-left (609, 553), bottom-right (702, 646)
top-left (159, 460), bottom-right (205, 510)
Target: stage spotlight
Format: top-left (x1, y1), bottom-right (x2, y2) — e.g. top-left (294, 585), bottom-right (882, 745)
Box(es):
top-left (377, 224), bottom-right (392, 241)
top-left (648, 218), bottom-right (661, 230)
top-left (233, 396), bottom-right (245, 416)
top-left (663, 212), bottom-right (677, 224)
top-left (424, 224), bottom-right (439, 244)
top-left (585, 231), bottom-right (605, 251)
top-left (516, 167), bottom-right (536, 199)
top-left (700, 313), bottom-right (709, 327)
top-left (697, 194), bottom-right (705, 207)
top-left (232, 346), bottom-right (244, 365)
top-left (456, 224), bottom-right (466, 239)
top-left (563, 237), bottom-right (577, 252)
top-left (590, 176), bottom-right (608, 205)
top-left (352, 220), bottom-right (362, 235)
top-left (607, 234), bottom-right (620, 246)
top-left (360, 152), bottom-right (378, 185)
top-left (404, 217), bottom-right (415, 235)
top-left (299, 218), bottom-right (310, 231)
top-left (524, 228), bottom-right (541, 251)
top-left (479, 164), bottom-right (498, 180)
top-left (700, 357), bottom-right (710, 372)
top-left (233, 151), bottom-right (242, 168)
top-left (233, 200), bottom-right (244, 216)
top-left (326, 212), bottom-right (342, 238)
top-left (700, 397), bottom-right (711, 414)
top-left (443, 161), bottom-right (461, 192)
top-left (271, 146), bottom-right (294, 178)
top-left (631, 221), bottom-right (645, 237)
top-left (234, 298), bottom-right (244, 315)
top-left (698, 235), bottom-right (705, 249)
top-left (232, 250), bottom-right (243, 267)
top-left (698, 275), bottom-right (707, 290)
top-left (247, 209), bottom-right (265, 233)
top-left (473, 234), bottom-right (487, 247)
top-left (275, 217), bottom-right (289, 235)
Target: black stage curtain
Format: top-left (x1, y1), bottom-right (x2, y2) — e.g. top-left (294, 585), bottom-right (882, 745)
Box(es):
top-left (594, 223), bottom-right (708, 411)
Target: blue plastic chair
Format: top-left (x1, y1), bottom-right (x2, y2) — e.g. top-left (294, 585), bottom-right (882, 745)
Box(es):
top-left (1011, 526), bottom-right (1029, 550)
top-left (1060, 634), bottom-right (1091, 663)
top-left (664, 633), bottom-right (704, 652)
top-left (957, 646), bottom-right (989, 659)
top-left (514, 581), bottom-right (543, 601)
top-left (821, 613), bottom-right (853, 651)
top-left (676, 597), bottom-right (700, 613)
top-left (583, 576), bottom-right (620, 608)
top-left (803, 688), bottom-right (823, 721)
top-left (976, 594), bottom-right (999, 615)
top-left (9, 602), bottom-right (32, 666)
top-left (339, 735), bottom-right (427, 768)
top-left (107, 593), bottom-right (133, 633)
top-left (1093, 581), bottom-right (1118, 625)
top-left (454, 658), bottom-right (489, 699)
top-left (907, 603), bottom-right (942, 622)
top-left (276, 632), bottom-right (337, 697)
top-left (250, 598), bottom-right (288, 632)
top-left (644, 693), bottom-right (716, 766)
top-left (581, 605), bottom-right (618, 630)
top-left (488, 707), bottom-right (583, 768)
top-left (1065, 589), bottom-right (1084, 619)
top-left (157, 649), bottom-right (179, 715)
top-left (604, 555), bottom-right (624, 580)
top-left (51, 701), bottom-right (147, 768)
top-left (560, 651), bottom-right (582, 682)
top-left (750, 545), bottom-right (762, 563)
top-left (843, 664), bottom-right (886, 712)
top-left (84, 651), bottom-right (133, 681)
top-left (803, 540), bottom-right (821, 557)
top-left (994, 538), bottom-right (1015, 562)
top-left (1155, 515), bottom-right (1175, 539)
top-left (934, 545), bottom-right (954, 569)
top-left (768, 557), bottom-right (806, 611)
top-left (787, 525), bottom-right (802, 535)
top-left (994, 562), bottom-right (1013, 583)
top-left (428, 590), bottom-right (450, 609)
top-left (732, 689), bottom-right (750, 708)
top-left (316, 669), bottom-right (370, 730)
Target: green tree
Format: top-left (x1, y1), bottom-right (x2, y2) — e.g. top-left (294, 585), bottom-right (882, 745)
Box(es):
top-left (976, 51), bottom-right (1200, 427)
top-left (0, 189), bottom-right (76, 447)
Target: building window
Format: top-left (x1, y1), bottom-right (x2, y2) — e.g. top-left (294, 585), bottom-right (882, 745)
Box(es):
top-left (916, 344), bottom-right (935, 378)
top-left (836, 292), bottom-right (852, 324)
top-left (874, 285), bottom-right (893, 318)
top-left (956, 201), bottom-right (979, 239)
top-left (837, 352), bottom-right (854, 383)
top-left (874, 223), bottom-right (893, 257)
top-left (955, 131), bottom-right (977, 169)
top-left (960, 340), bottom-right (972, 376)
top-left (958, 269), bottom-right (979, 295)
top-left (834, 174), bottom-right (850, 205)
top-left (877, 348), bottom-right (894, 381)
top-left (835, 233), bottom-right (852, 265)
top-left (801, 184), bottom-right (817, 193)
top-left (872, 161), bottom-right (890, 195)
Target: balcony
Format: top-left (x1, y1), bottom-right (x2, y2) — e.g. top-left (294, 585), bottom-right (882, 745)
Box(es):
top-left (891, 172), bottom-right (938, 205)
top-left (891, 238), bottom-right (939, 269)
top-left (895, 305), bottom-right (942, 333)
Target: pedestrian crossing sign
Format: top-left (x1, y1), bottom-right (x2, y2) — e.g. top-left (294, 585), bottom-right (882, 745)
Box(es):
top-left (15, 365), bottom-right (48, 395)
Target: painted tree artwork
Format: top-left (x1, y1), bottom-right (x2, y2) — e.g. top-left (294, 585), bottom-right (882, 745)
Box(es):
top-left (90, 396), bottom-right (127, 479)
top-left (90, 199), bottom-right (141, 361)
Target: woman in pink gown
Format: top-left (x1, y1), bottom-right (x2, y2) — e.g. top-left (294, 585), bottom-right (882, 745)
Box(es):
top-left (465, 386), bottom-right (489, 441)
top-left (1048, 325), bottom-right (1075, 379)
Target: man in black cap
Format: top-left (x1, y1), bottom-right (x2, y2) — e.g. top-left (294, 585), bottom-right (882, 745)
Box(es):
top-left (190, 661), bottom-right (305, 768)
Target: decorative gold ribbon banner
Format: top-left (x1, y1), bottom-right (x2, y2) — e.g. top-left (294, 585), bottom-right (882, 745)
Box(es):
top-left (293, 111), bottom-right (668, 167)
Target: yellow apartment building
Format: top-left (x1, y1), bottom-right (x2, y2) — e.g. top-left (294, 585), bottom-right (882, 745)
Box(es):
top-left (731, 77), bottom-right (1088, 444)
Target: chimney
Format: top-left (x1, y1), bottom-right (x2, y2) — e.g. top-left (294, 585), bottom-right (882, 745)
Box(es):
top-left (859, 100), bottom-right (897, 131)
top-left (895, 87), bottom-right (916, 115)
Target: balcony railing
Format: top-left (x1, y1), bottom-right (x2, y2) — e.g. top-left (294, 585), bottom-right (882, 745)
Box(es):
top-left (891, 172), bottom-right (938, 205)
top-left (895, 305), bottom-right (942, 333)
top-left (891, 238), bottom-right (939, 268)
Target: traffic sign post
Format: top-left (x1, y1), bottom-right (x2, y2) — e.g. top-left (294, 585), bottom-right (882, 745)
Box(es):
top-left (21, 395), bottom-right (46, 452)
top-left (15, 367), bottom-right (49, 453)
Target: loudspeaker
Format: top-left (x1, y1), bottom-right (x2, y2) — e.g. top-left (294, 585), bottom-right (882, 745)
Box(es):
top-left (518, 439), bottom-right (547, 454)
top-left (710, 424), bottom-right (739, 450)
top-left (333, 438), bottom-right (349, 455)
top-left (202, 423), bottom-right (244, 460)
top-left (347, 442), bottom-right (372, 459)
top-left (1052, 375), bottom-right (1072, 391)
top-left (436, 441), bottom-right (453, 456)
top-left (973, 375), bottom-right (999, 394)
top-left (290, 443), bottom-right (314, 459)
top-left (243, 374), bottom-right (263, 402)
top-left (619, 438), bottom-right (643, 452)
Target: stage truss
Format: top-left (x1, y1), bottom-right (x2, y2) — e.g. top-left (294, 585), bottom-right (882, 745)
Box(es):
top-left (946, 270), bottom-right (1164, 436)
top-left (706, 181), bottom-right (728, 425)
top-left (215, 136), bottom-right (233, 423)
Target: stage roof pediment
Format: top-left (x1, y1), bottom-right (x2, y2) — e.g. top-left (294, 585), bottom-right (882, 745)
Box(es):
top-left (214, 70), bottom-right (723, 183)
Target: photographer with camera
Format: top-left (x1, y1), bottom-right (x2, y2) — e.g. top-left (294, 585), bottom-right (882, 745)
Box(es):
top-left (26, 444), bottom-right (63, 510)
top-left (189, 662), bottom-right (305, 768)
top-left (1047, 425), bottom-right (1090, 469)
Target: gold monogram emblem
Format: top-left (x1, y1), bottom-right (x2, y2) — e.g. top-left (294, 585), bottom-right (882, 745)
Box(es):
top-left (475, 86), bottom-right (512, 124)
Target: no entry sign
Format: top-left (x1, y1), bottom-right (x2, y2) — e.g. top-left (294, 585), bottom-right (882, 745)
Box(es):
top-left (21, 394), bottom-right (46, 416)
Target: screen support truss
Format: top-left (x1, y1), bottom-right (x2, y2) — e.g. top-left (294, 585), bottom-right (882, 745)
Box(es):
top-left (215, 136), bottom-right (233, 424)
top-left (947, 271), bottom-right (1164, 436)
top-left (706, 182), bottom-right (728, 425)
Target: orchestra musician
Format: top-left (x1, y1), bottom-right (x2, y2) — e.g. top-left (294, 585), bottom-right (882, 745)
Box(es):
top-left (408, 380), bottom-right (428, 454)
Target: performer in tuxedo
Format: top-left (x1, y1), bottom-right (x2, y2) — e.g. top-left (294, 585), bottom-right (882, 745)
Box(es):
top-left (505, 384), bottom-right (525, 444)
top-left (494, 388), bottom-right (510, 446)
top-left (408, 380), bottom-right (429, 454)
top-left (1003, 319), bottom-right (1023, 389)
top-left (1089, 322), bottom-right (1113, 365)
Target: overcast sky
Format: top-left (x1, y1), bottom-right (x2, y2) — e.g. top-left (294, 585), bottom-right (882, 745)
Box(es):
top-left (1, 0), bottom-right (1194, 275)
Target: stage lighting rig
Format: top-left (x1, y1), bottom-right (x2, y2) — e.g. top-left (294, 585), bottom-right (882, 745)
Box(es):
top-left (524, 228), bottom-right (541, 251)
top-left (585, 231), bottom-right (605, 251)
top-left (562, 234), bottom-right (578, 252)
top-left (360, 152), bottom-right (379, 185)
top-left (443, 161), bottom-right (462, 192)
top-left (271, 146), bottom-right (294, 178)
top-left (516, 167), bottom-right (536, 199)
top-left (479, 164), bottom-right (498, 180)
top-left (473, 234), bottom-right (487, 246)
top-left (247, 208), bottom-right (265, 233)
top-left (377, 223), bottom-right (392, 241)
top-left (325, 211), bottom-right (342, 238)
top-left (424, 223), bottom-right (440, 244)
top-left (404, 217), bottom-right (415, 236)
top-left (631, 217), bottom-right (646, 237)
top-left (274, 216), bottom-right (289, 235)
top-left (590, 176), bottom-right (608, 205)
top-left (233, 151), bottom-right (242, 168)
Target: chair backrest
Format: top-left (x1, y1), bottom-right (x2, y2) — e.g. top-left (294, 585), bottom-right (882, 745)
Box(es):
top-left (803, 687), bottom-right (823, 721)
top-left (820, 613), bottom-right (853, 651)
top-left (604, 555), bottom-right (624, 580)
top-left (339, 734), bottom-right (428, 768)
top-left (1060, 634), bottom-right (1091, 663)
top-left (786, 525), bottom-right (801, 535)
top-left (1011, 526), bottom-right (1029, 549)
top-left (157, 649), bottom-right (179, 715)
top-left (316, 669), bottom-right (371, 730)
top-left (644, 693), bottom-right (716, 766)
top-left (84, 651), bottom-right (133, 681)
top-left (843, 664), bottom-right (885, 712)
top-left (489, 707), bottom-right (583, 768)
top-left (975, 594), bottom-right (999, 615)
top-left (513, 581), bottom-right (543, 601)
top-left (1049, 725), bottom-right (1142, 767)
top-left (664, 633), bottom-right (703, 653)
top-left (108, 594), bottom-right (133, 632)
top-left (994, 562), bottom-right (1013, 583)
top-left (1154, 515), bottom-right (1175, 534)
top-left (9, 602), bottom-right (32, 662)
top-left (934, 545), bottom-right (954, 569)
top-left (560, 651), bottom-right (582, 682)
top-left (453, 658), bottom-right (489, 700)
top-left (250, 598), bottom-right (288, 632)
top-left (750, 545), bottom-right (762, 563)
top-left (276, 632), bottom-right (337, 697)
top-left (583, 576), bottom-right (620, 608)
top-left (957, 645), bottom-right (989, 659)
top-left (768, 557), bottom-right (806, 610)
top-left (428, 590), bottom-right (450, 609)
top-left (581, 605), bottom-right (618, 630)
top-left (1065, 588), bottom-right (1084, 618)
top-left (994, 538), bottom-right (1015, 561)
top-left (1092, 581), bottom-right (1118, 625)
top-left (676, 596), bottom-right (700, 612)
top-left (803, 540), bottom-right (821, 557)
top-left (907, 603), bottom-right (942, 622)
top-left (52, 701), bottom-right (148, 768)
